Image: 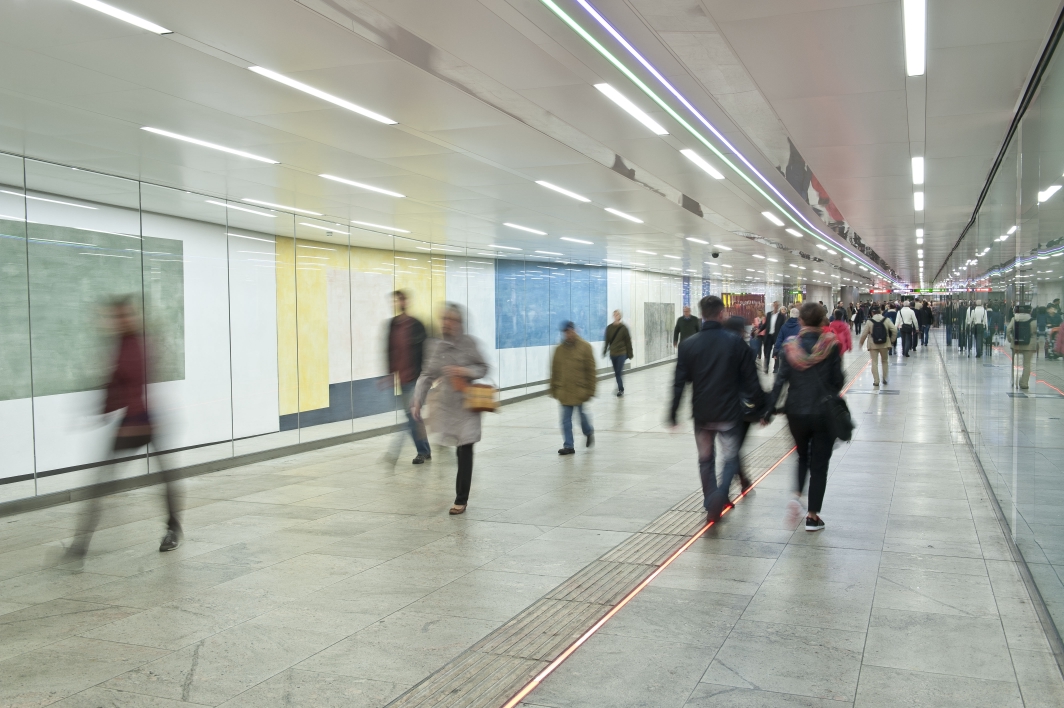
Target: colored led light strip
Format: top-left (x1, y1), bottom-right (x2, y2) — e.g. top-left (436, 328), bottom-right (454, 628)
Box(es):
top-left (501, 359), bottom-right (871, 707)
top-left (543, 0), bottom-right (894, 284)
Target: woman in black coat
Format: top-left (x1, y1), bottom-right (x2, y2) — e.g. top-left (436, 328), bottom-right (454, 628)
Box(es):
top-left (766, 301), bottom-right (844, 532)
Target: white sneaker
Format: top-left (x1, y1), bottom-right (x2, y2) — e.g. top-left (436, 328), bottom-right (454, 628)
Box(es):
top-left (786, 498), bottom-right (804, 526)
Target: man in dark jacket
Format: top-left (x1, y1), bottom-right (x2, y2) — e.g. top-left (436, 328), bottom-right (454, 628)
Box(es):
top-left (386, 290), bottom-right (431, 463)
top-left (673, 306), bottom-right (700, 347)
top-left (759, 301), bottom-right (787, 373)
top-left (670, 296), bottom-right (764, 521)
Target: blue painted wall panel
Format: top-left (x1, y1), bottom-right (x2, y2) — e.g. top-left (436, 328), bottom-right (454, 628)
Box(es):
top-left (496, 261), bottom-right (611, 349)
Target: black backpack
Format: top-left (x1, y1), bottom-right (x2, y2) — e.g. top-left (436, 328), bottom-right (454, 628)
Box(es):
top-left (1014, 319), bottom-right (1032, 346)
top-left (871, 318), bottom-right (888, 345)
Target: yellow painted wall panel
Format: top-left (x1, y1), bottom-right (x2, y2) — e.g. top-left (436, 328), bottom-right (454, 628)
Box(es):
top-left (276, 237), bottom-right (298, 416)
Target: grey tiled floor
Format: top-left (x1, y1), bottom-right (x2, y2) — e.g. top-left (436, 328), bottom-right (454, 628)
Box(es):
top-left (2, 346), bottom-right (1062, 708)
top-left (521, 339), bottom-right (1064, 708)
top-left (0, 361), bottom-right (788, 707)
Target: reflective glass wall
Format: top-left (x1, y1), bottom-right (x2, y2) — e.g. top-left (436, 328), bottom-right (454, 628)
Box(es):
top-left (941, 40), bottom-right (1064, 641)
top-left (0, 153), bottom-right (707, 504)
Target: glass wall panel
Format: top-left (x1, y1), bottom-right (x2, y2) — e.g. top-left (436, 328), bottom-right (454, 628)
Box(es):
top-left (230, 205), bottom-right (298, 456)
top-left (24, 160), bottom-right (146, 495)
top-left (0, 154), bottom-right (33, 502)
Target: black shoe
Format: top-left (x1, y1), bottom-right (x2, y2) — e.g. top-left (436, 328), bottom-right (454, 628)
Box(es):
top-left (616, 390), bottom-right (624, 397)
top-left (805, 517), bottom-right (825, 532)
top-left (159, 529), bottom-right (181, 552)
top-left (558, 447), bottom-right (575, 455)
top-left (586, 432), bottom-right (594, 449)
top-left (412, 454), bottom-right (431, 465)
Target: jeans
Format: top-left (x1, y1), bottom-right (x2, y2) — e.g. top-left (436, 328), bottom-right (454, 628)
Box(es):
top-left (693, 422), bottom-right (744, 515)
top-left (611, 355), bottom-right (627, 392)
top-left (786, 414), bottom-right (834, 514)
top-left (945, 323), bottom-right (953, 345)
top-left (921, 324), bottom-right (930, 346)
top-left (561, 404), bottom-right (593, 449)
top-left (901, 324), bottom-right (914, 355)
top-left (455, 444), bottom-right (474, 505)
top-left (400, 381), bottom-right (431, 456)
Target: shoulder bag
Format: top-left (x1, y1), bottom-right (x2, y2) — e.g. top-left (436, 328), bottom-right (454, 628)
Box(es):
top-left (813, 358), bottom-right (854, 442)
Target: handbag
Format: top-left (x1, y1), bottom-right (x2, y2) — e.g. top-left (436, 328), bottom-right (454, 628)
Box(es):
top-left (812, 358), bottom-right (854, 442)
top-left (449, 375), bottom-right (500, 413)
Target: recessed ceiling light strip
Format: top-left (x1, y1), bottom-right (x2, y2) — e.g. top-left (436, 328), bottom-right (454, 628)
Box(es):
top-left (67, 0), bottom-right (171, 34)
top-left (142, 127), bottom-right (279, 164)
top-left (248, 67), bottom-right (397, 125)
top-left (544, 0), bottom-right (892, 283)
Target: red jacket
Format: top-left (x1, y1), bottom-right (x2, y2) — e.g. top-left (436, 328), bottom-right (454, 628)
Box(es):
top-left (104, 333), bottom-right (149, 424)
top-left (827, 319), bottom-right (853, 354)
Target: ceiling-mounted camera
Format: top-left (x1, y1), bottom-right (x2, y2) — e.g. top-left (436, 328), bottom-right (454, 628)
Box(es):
top-left (711, 252), bottom-right (720, 258)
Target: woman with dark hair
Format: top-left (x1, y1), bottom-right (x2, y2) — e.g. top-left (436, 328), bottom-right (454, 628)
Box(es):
top-left (827, 307), bottom-right (852, 354)
top-left (766, 301), bottom-right (844, 532)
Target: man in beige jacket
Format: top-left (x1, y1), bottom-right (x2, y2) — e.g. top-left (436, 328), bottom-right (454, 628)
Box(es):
top-left (550, 321), bottom-right (597, 455)
top-left (1007, 305), bottom-right (1038, 390)
top-left (859, 305), bottom-right (898, 387)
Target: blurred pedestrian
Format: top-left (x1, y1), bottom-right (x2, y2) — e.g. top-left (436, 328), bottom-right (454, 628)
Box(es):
top-left (723, 315), bottom-right (757, 492)
top-left (859, 305), bottom-right (896, 387)
top-left (670, 296), bottom-right (763, 522)
top-left (674, 305), bottom-right (700, 348)
top-left (767, 301), bottom-right (844, 532)
top-left (773, 307), bottom-right (801, 359)
top-left (412, 304), bottom-right (488, 515)
top-left (1007, 305), bottom-right (1037, 390)
top-left (386, 290), bottom-right (431, 464)
top-left (603, 310), bottom-right (633, 397)
top-left (760, 301), bottom-right (787, 373)
top-left (552, 321), bottom-right (596, 455)
top-left (827, 307), bottom-right (852, 354)
top-left (67, 297), bottom-right (181, 559)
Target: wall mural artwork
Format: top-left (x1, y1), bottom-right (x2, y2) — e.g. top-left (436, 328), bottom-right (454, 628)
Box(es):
top-left (495, 260), bottom-right (607, 348)
top-left (644, 302), bottom-right (674, 363)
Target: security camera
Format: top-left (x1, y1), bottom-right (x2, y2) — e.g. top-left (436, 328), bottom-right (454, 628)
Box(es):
top-left (711, 252), bottom-right (720, 258)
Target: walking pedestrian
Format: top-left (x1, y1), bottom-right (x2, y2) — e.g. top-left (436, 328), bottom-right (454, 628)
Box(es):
top-left (827, 307), bottom-right (853, 354)
top-left (411, 304), bottom-right (489, 515)
top-left (1007, 305), bottom-right (1037, 390)
top-left (551, 321), bottom-right (596, 455)
top-left (603, 310), bottom-right (633, 397)
top-left (670, 296), bottom-right (763, 522)
top-left (918, 299), bottom-right (933, 347)
top-left (859, 305), bottom-right (897, 387)
top-left (67, 297), bottom-right (181, 559)
top-left (386, 290), bottom-right (431, 464)
top-left (773, 307), bottom-right (801, 359)
top-left (884, 302), bottom-right (898, 355)
top-left (723, 316), bottom-right (757, 492)
top-left (766, 301), bottom-right (844, 532)
top-left (750, 315), bottom-right (764, 360)
top-left (897, 300), bottom-right (918, 357)
top-left (673, 306), bottom-right (700, 348)
top-left (760, 302), bottom-right (787, 373)
top-left (969, 300), bottom-right (989, 358)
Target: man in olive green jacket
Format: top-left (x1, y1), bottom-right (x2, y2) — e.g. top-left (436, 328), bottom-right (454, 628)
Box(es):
top-left (603, 310), bottom-right (634, 396)
top-left (551, 321), bottom-right (597, 455)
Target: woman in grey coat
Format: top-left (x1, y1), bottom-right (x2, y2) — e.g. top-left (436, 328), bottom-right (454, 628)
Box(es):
top-left (412, 304), bottom-right (489, 515)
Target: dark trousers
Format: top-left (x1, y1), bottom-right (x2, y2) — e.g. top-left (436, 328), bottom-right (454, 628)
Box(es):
top-left (972, 324), bottom-right (985, 356)
top-left (787, 414), bottom-right (833, 514)
top-left (611, 355), bottom-right (626, 392)
top-left (946, 324), bottom-right (953, 345)
top-left (762, 333), bottom-right (777, 371)
top-left (455, 444), bottom-right (474, 505)
top-left (921, 324), bottom-right (930, 346)
top-left (72, 439), bottom-right (180, 555)
top-left (901, 324), bottom-right (915, 355)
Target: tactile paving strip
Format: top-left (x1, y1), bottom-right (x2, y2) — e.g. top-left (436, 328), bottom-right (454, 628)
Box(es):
top-left (386, 357), bottom-right (869, 707)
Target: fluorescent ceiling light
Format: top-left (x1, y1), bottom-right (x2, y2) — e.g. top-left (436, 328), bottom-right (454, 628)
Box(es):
top-left (320, 174), bottom-right (404, 198)
top-left (536, 181), bottom-right (590, 202)
top-left (603, 258), bottom-right (622, 262)
top-left (0, 190), bottom-right (96, 210)
top-left (827, 249), bottom-right (837, 255)
top-left (227, 232), bottom-right (273, 243)
top-left (504, 222), bottom-right (547, 235)
top-left (686, 237), bottom-right (707, 244)
top-left (663, 254), bottom-right (680, 259)
top-left (351, 220), bottom-right (410, 233)
top-left (903, 0), bottom-right (926, 76)
top-left (637, 250), bottom-right (656, 255)
top-left (816, 244), bottom-right (828, 250)
top-left (911, 156), bottom-right (924, 185)
top-left (669, 267), bottom-right (681, 271)
top-left (766, 258), bottom-right (778, 262)
top-left (142, 127), bottom-right (278, 164)
top-left (248, 67), bottom-right (396, 124)
top-left (913, 192), bottom-right (924, 211)
top-left (1008, 225), bottom-right (1017, 234)
top-left (720, 264), bottom-right (732, 268)
top-left (785, 228), bottom-right (802, 238)
top-left (594, 83), bottom-right (668, 135)
top-left (761, 211), bottom-right (785, 226)
top-left (206, 200), bottom-right (276, 217)
top-left (536, 250), bottom-right (562, 256)
top-left (752, 254), bottom-right (765, 259)
top-left (604, 207), bottom-right (643, 223)
top-left (917, 250), bottom-right (924, 258)
top-left (241, 198), bottom-right (320, 215)
top-left (486, 244), bottom-right (521, 250)
top-left (299, 222), bottom-right (345, 232)
top-left (1039, 185), bottom-right (1061, 203)
top-left (713, 244), bottom-right (732, 251)
top-left (680, 149), bottom-right (724, 180)
top-left (68, 0), bottom-right (170, 33)
top-left (916, 228), bottom-right (924, 238)
top-left (561, 237), bottom-right (593, 244)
